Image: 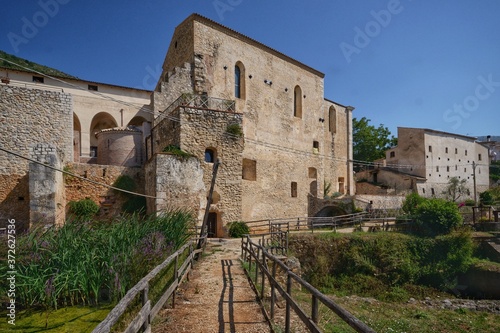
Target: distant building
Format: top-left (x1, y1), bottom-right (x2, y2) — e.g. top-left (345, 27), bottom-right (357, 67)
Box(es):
top-left (357, 127), bottom-right (490, 200)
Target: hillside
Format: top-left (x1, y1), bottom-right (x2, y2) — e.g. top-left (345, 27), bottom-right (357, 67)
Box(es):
top-left (0, 50), bottom-right (77, 79)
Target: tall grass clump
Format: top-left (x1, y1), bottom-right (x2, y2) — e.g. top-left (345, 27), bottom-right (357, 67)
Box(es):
top-left (12, 209), bottom-right (194, 310)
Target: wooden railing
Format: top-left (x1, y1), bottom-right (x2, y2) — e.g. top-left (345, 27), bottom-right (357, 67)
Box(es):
top-left (241, 234), bottom-right (376, 333)
top-left (92, 236), bottom-right (206, 333)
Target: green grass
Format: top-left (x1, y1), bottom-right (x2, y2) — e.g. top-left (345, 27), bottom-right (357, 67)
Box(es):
top-left (0, 50), bottom-right (77, 79)
top-left (0, 305), bottom-right (113, 332)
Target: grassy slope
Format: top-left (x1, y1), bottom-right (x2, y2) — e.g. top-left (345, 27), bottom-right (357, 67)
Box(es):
top-left (0, 50), bottom-right (77, 79)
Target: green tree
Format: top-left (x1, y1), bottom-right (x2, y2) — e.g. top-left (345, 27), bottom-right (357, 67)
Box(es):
top-left (353, 117), bottom-right (397, 169)
top-left (442, 177), bottom-right (467, 202)
top-left (490, 160), bottom-right (500, 183)
top-left (414, 198), bottom-right (463, 236)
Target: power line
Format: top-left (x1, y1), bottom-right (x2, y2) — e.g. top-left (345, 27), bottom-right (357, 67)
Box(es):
top-left (1, 57), bottom-right (496, 173)
top-left (0, 146), bottom-right (161, 200)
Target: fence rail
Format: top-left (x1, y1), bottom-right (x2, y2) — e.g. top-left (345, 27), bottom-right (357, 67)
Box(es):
top-left (241, 234), bottom-right (375, 333)
top-left (92, 236), bottom-right (206, 333)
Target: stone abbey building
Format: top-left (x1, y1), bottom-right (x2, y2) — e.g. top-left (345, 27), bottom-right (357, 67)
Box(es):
top-left (0, 14), bottom-right (354, 235)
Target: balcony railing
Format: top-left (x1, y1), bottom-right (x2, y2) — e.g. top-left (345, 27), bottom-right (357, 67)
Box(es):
top-left (155, 93), bottom-right (236, 123)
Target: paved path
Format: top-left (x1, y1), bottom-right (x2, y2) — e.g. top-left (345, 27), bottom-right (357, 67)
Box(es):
top-left (152, 238), bottom-right (270, 333)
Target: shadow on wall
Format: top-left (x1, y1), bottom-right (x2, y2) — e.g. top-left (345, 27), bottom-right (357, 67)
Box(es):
top-left (314, 204), bottom-right (348, 218)
top-left (0, 174), bottom-right (30, 232)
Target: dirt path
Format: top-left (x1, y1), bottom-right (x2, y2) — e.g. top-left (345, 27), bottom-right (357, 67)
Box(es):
top-left (152, 238), bottom-right (271, 333)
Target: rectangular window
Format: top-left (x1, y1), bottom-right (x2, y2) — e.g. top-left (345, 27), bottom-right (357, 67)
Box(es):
top-left (455, 148), bottom-right (458, 154)
top-left (447, 166), bottom-right (450, 172)
top-left (478, 154), bottom-right (482, 161)
top-left (313, 141), bottom-right (319, 154)
top-left (291, 182), bottom-right (298, 198)
top-left (242, 158), bottom-right (257, 181)
top-left (88, 84), bottom-right (98, 91)
top-left (445, 147), bottom-right (448, 153)
top-left (431, 188), bottom-right (435, 195)
top-left (32, 76), bottom-right (44, 83)
top-left (390, 151), bottom-right (395, 158)
top-left (465, 150), bottom-right (467, 156)
top-left (428, 145), bottom-right (432, 152)
top-left (436, 166), bottom-right (439, 172)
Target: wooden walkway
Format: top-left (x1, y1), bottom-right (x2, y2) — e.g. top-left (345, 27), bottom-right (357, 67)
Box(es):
top-left (152, 239), bottom-right (270, 333)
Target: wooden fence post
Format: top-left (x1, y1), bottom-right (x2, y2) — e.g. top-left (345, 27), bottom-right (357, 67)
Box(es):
top-left (260, 250), bottom-right (266, 300)
top-left (255, 245), bottom-right (260, 284)
top-left (312, 294), bottom-right (319, 324)
top-left (285, 274), bottom-right (292, 333)
top-left (270, 260), bottom-right (277, 320)
top-left (172, 254), bottom-right (179, 309)
top-left (142, 285), bottom-right (150, 333)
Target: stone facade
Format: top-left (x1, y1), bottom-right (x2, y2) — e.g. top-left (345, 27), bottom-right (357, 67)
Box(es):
top-left (375, 127), bottom-right (490, 199)
top-left (0, 85), bottom-right (72, 230)
top-left (149, 14), bottom-right (355, 233)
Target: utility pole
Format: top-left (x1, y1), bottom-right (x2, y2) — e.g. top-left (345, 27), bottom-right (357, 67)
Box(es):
top-left (472, 161), bottom-right (477, 206)
top-left (472, 161), bottom-right (478, 225)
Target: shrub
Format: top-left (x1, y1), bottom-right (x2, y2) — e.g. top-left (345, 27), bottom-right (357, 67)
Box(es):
top-left (227, 221), bottom-right (249, 238)
top-left (401, 192), bottom-right (425, 216)
top-left (464, 199), bottom-right (476, 206)
top-left (113, 175), bottom-right (136, 193)
top-left (226, 123), bottom-right (243, 137)
top-left (414, 198), bottom-right (463, 236)
top-left (162, 145), bottom-right (193, 159)
top-left (68, 198), bottom-right (99, 220)
top-left (480, 190), bottom-right (494, 206)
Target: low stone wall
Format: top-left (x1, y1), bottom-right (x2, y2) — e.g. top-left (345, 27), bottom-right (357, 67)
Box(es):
top-left (65, 163), bottom-right (144, 219)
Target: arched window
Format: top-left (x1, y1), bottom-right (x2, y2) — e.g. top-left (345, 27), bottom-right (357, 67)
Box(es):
top-left (329, 106), bottom-right (336, 133)
top-left (294, 85), bottom-right (302, 118)
top-left (235, 65), bottom-right (241, 98)
top-left (205, 148), bottom-right (216, 163)
top-left (235, 62), bottom-right (245, 99)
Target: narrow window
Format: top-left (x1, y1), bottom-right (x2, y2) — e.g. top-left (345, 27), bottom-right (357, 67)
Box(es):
top-left (445, 147), bottom-right (448, 153)
top-left (422, 188), bottom-right (426, 194)
top-left (436, 166), bottom-right (439, 172)
top-left (478, 154), bottom-right (482, 161)
top-left (390, 151), bottom-right (395, 158)
top-left (428, 145), bottom-right (432, 152)
top-left (204, 148), bottom-right (215, 163)
top-left (447, 166), bottom-right (450, 172)
top-left (329, 106), bottom-right (336, 133)
top-left (455, 148), bottom-right (458, 154)
top-left (242, 158), bottom-right (257, 181)
top-left (465, 150), bottom-right (467, 156)
top-left (291, 182), bottom-right (298, 197)
top-left (294, 85), bottom-right (302, 118)
top-left (431, 188), bottom-right (435, 196)
top-left (32, 76), bottom-right (44, 83)
top-left (88, 84), bottom-right (98, 91)
top-left (234, 65), bottom-right (241, 98)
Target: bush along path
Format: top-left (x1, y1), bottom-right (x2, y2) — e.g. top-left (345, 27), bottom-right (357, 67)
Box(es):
top-left (152, 238), bottom-right (270, 333)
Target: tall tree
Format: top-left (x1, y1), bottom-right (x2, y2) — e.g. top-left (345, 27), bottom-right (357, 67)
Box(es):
top-left (352, 117), bottom-right (397, 166)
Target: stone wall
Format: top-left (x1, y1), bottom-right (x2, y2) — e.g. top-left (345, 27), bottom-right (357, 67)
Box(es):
top-left (145, 154), bottom-right (205, 221)
top-left (0, 85), bottom-right (72, 229)
top-left (65, 163), bottom-right (145, 219)
top-left (29, 144), bottom-right (65, 228)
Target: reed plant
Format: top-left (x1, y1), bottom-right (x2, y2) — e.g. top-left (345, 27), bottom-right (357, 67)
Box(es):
top-left (11, 209), bottom-right (194, 310)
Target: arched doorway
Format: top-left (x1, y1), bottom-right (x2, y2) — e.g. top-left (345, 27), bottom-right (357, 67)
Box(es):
top-left (73, 113), bottom-right (81, 162)
top-left (89, 112), bottom-right (118, 157)
top-left (127, 116), bottom-right (148, 127)
top-left (207, 212), bottom-right (218, 238)
top-left (314, 205), bottom-right (347, 217)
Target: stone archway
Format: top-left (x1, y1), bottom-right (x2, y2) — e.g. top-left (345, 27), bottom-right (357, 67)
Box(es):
top-left (314, 204), bottom-right (347, 218)
top-left (89, 112), bottom-right (118, 157)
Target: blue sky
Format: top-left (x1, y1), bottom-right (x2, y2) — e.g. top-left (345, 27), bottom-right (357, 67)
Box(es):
top-left (1, 0), bottom-right (499, 138)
